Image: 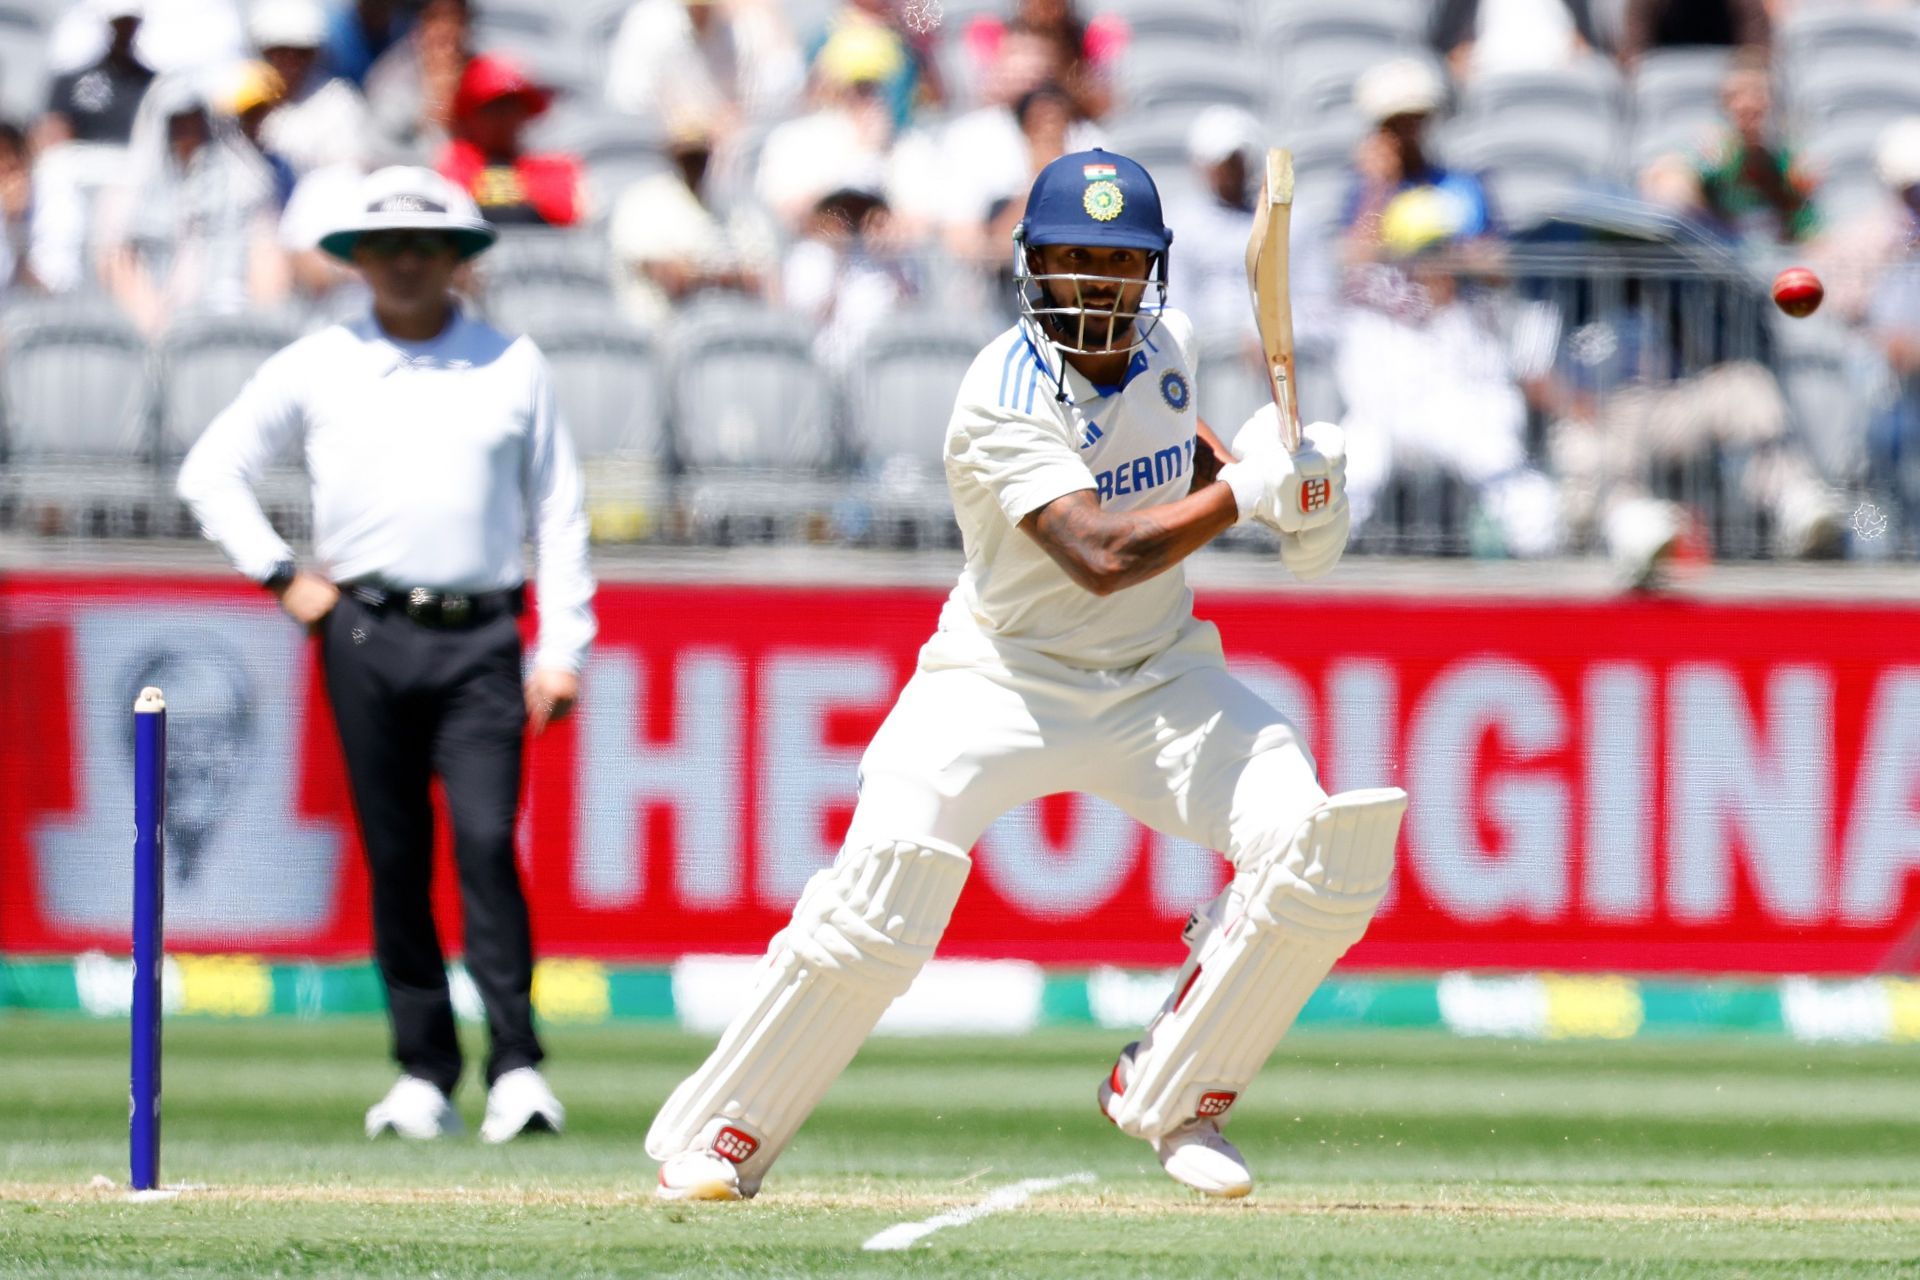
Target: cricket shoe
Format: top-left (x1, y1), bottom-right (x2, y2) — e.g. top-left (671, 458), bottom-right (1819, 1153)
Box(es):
top-left (480, 1067), bottom-right (565, 1144)
top-left (365, 1075), bottom-right (462, 1140)
top-left (1098, 1042), bottom-right (1254, 1199)
top-left (655, 1119), bottom-right (767, 1202)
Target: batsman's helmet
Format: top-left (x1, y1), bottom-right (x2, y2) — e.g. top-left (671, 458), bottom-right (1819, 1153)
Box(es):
top-left (1013, 148), bottom-right (1172, 356)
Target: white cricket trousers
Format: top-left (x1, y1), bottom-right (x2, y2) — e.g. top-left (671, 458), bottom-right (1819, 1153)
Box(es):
top-left (845, 616), bottom-right (1328, 869)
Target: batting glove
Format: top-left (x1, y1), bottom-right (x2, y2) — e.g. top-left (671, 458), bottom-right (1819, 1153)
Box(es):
top-left (1279, 496), bottom-right (1350, 580)
top-left (1217, 408), bottom-right (1347, 535)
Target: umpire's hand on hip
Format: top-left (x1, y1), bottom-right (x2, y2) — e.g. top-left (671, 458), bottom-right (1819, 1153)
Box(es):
top-left (525, 668), bottom-right (579, 736)
top-left (276, 572), bottom-right (341, 629)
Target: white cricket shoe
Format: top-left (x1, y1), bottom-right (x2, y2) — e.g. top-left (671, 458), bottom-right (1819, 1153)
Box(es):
top-left (654, 1119), bottom-right (766, 1201)
top-left (480, 1067), bottom-right (565, 1144)
top-left (1098, 1041), bottom-right (1254, 1199)
top-left (657, 1149), bottom-right (751, 1202)
top-left (365, 1076), bottom-right (462, 1140)
top-left (1152, 1118), bottom-right (1254, 1199)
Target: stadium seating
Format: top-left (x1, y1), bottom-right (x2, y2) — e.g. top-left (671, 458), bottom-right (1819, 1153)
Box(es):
top-left (154, 311), bottom-right (306, 461)
top-left (669, 301), bottom-right (843, 541)
top-left (0, 297), bottom-right (157, 535)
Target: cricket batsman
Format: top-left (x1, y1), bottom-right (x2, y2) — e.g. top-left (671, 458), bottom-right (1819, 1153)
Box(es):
top-left (647, 149), bottom-right (1408, 1201)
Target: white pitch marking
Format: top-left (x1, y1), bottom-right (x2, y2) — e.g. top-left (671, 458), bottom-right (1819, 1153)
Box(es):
top-left (862, 1172), bottom-right (1096, 1252)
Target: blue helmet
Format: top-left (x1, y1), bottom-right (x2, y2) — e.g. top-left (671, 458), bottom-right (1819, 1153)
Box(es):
top-left (1016, 148), bottom-right (1173, 252)
top-left (1013, 148), bottom-right (1172, 357)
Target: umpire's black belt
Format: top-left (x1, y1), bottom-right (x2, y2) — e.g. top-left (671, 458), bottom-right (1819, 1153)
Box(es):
top-left (346, 582), bottom-right (525, 630)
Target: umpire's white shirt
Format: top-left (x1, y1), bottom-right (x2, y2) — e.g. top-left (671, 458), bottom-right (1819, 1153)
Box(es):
top-left (176, 307), bottom-right (596, 674)
top-left (941, 308), bottom-right (1200, 670)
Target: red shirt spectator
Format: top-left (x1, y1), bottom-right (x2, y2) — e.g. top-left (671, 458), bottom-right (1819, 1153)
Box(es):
top-left (436, 53), bottom-right (584, 227)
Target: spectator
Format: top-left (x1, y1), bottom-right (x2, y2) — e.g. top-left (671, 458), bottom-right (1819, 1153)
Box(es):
top-left (280, 160), bottom-right (372, 313)
top-left (1431, 0), bottom-right (1601, 83)
top-left (609, 120), bottom-right (777, 330)
top-left (45, 0), bottom-right (247, 82)
top-left (604, 0), bottom-right (802, 136)
top-left (326, 0), bottom-right (411, 88)
top-left (1619, 0), bottom-right (1769, 70)
top-left (225, 62), bottom-right (297, 209)
top-left (755, 30), bottom-right (941, 236)
top-left (364, 0), bottom-right (472, 165)
top-left (1336, 58), bottom-right (1563, 558)
top-left (783, 167), bottom-right (920, 371)
top-left (1816, 117), bottom-right (1920, 325)
top-left (962, 0), bottom-right (1127, 123)
top-left (1514, 278), bottom-right (1843, 575)
top-left (1642, 50), bottom-right (1818, 246)
top-left (438, 54), bottom-right (586, 228)
top-left (253, 0), bottom-right (374, 176)
top-left (96, 76), bottom-right (289, 335)
top-left (804, 0), bottom-right (941, 130)
top-left (940, 29), bottom-right (1100, 263)
top-left (38, 0), bottom-right (156, 150)
top-left (1865, 119), bottom-right (1920, 537)
top-left (0, 123), bottom-right (40, 295)
top-left (1165, 105), bottom-right (1260, 343)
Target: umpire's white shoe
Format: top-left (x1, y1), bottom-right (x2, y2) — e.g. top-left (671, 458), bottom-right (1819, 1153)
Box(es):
top-left (1098, 1042), bottom-right (1254, 1199)
top-left (365, 1076), bottom-right (462, 1140)
top-left (479, 1067), bottom-right (565, 1143)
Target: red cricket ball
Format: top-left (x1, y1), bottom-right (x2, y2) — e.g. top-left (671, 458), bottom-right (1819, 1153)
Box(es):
top-left (1772, 266), bottom-right (1824, 318)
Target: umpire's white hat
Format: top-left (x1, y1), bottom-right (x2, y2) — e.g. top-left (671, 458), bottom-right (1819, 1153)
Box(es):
top-left (318, 166), bottom-right (496, 263)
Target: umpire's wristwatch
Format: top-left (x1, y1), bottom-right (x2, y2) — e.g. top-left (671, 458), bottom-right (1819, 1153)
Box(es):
top-left (261, 558), bottom-right (297, 593)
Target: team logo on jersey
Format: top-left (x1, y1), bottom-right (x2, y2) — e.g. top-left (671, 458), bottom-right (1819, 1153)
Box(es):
top-left (1159, 369), bottom-right (1190, 411)
top-left (1083, 180), bottom-right (1124, 221)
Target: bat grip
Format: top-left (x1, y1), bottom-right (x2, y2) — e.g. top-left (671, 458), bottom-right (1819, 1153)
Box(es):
top-left (1270, 363), bottom-right (1303, 452)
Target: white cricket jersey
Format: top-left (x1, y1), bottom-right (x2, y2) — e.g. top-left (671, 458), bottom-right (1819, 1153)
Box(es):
top-left (940, 308), bottom-right (1201, 670)
top-left (176, 307), bottom-right (596, 674)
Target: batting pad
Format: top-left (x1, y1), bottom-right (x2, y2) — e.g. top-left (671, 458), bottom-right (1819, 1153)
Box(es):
top-left (645, 837), bottom-right (971, 1180)
top-left (1105, 788), bottom-right (1408, 1141)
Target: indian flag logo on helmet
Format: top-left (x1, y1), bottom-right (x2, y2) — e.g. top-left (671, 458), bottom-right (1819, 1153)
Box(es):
top-left (1082, 163), bottom-right (1118, 180)
top-left (1083, 179), bottom-right (1124, 221)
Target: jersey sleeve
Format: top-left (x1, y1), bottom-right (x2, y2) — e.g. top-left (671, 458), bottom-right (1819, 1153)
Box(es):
top-left (946, 398), bottom-right (1097, 526)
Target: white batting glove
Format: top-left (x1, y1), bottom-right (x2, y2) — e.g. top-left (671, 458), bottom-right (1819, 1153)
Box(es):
top-left (1279, 496), bottom-right (1350, 580)
top-left (1217, 410), bottom-right (1347, 535)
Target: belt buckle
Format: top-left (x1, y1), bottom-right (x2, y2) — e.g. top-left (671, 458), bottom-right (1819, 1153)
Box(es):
top-left (440, 593), bottom-right (473, 626)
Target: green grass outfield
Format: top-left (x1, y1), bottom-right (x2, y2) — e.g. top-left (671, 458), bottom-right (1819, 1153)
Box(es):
top-left (4, 1018), bottom-right (1920, 1278)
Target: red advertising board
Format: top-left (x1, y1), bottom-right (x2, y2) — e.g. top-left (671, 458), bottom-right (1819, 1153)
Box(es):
top-left (2, 572), bottom-right (1917, 974)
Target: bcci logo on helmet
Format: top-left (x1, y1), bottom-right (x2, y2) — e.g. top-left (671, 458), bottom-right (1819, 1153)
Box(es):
top-left (1082, 180), bottom-right (1125, 222)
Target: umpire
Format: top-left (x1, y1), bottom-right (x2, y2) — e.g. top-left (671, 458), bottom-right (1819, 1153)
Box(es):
top-left (178, 166), bottom-right (595, 1143)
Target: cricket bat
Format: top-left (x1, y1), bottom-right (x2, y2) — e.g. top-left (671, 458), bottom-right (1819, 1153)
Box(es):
top-left (1244, 148), bottom-right (1302, 452)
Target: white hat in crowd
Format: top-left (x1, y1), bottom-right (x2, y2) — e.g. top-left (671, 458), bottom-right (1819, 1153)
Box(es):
top-left (318, 166), bottom-right (496, 262)
top-left (1877, 116), bottom-right (1920, 192)
top-left (1186, 104), bottom-right (1262, 169)
top-left (249, 0), bottom-right (328, 50)
top-left (1355, 57), bottom-right (1445, 125)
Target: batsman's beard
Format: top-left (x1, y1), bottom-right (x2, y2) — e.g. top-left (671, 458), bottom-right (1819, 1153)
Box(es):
top-left (1014, 258), bottom-right (1168, 357)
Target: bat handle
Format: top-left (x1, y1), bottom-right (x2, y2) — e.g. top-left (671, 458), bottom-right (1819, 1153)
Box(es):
top-left (1270, 362), bottom-right (1303, 452)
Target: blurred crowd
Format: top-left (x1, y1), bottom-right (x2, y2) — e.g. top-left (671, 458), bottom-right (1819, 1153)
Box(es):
top-left (5, 0), bottom-right (1920, 567)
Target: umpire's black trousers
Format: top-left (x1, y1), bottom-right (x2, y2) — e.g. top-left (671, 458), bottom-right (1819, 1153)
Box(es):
top-left (319, 592), bottom-right (542, 1094)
